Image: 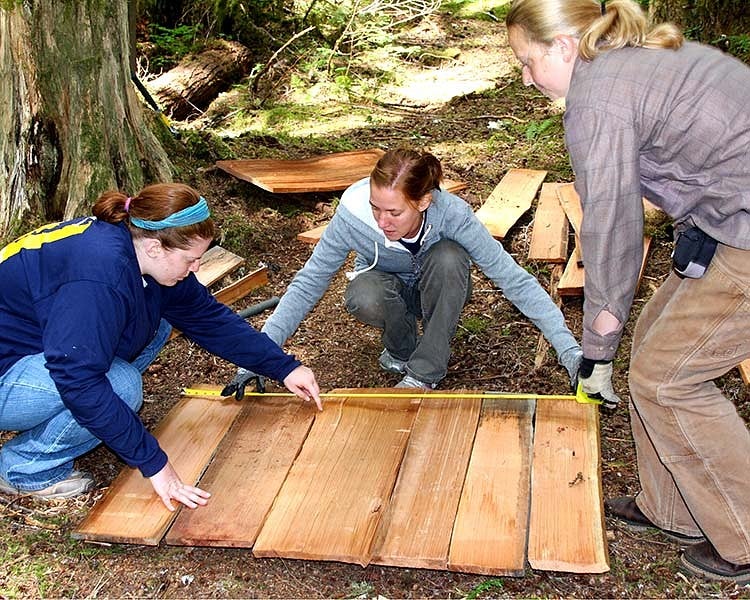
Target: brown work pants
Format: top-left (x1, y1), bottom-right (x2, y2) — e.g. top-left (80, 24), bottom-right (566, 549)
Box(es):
top-left (629, 243), bottom-right (750, 563)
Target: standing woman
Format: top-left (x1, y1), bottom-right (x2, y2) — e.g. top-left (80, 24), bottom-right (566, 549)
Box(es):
top-left (224, 148), bottom-right (582, 396)
top-left (505, 0), bottom-right (750, 583)
top-left (0, 183), bottom-right (320, 509)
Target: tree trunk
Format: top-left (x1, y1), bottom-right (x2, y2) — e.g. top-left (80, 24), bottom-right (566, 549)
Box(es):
top-left (649, 0), bottom-right (750, 43)
top-left (147, 40), bottom-right (253, 121)
top-left (0, 1), bottom-right (173, 237)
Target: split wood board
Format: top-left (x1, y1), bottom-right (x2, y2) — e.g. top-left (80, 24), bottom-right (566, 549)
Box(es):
top-left (75, 387), bottom-right (608, 576)
top-left (556, 183), bottom-right (584, 265)
top-left (370, 394), bottom-right (482, 570)
top-left (557, 236), bottom-right (652, 297)
top-left (216, 148), bottom-right (386, 193)
top-left (528, 182), bottom-right (569, 263)
top-left (448, 399), bottom-right (535, 576)
top-left (197, 245), bottom-right (245, 287)
top-left (475, 169), bottom-right (547, 240)
top-left (527, 400), bottom-right (609, 573)
top-left (557, 246), bottom-right (585, 296)
top-left (72, 394), bottom-right (243, 545)
top-left (212, 265), bottom-right (268, 306)
top-left (295, 179), bottom-right (468, 245)
top-left (252, 390), bottom-right (421, 565)
top-left (739, 360), bottom-right (750, 385)
top-left (166, 396), bottom-right (316, 547)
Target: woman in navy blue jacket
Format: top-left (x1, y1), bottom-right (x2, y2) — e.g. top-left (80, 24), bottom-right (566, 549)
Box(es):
top-left (0, 183), bottom-right (320, 508)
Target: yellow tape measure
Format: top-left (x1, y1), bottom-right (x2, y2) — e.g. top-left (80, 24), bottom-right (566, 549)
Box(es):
top-left (181, 385), bottom-right (601, 404)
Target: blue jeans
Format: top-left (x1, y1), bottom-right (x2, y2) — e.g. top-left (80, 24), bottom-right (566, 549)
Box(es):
top-left (345, 240), bottom-right (472, 384)
top-left (0, 319), bottom-right (171, 491)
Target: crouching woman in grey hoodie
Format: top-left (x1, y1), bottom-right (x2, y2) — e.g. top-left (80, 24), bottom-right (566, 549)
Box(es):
top-left (225, 147), bottom-right (581, 394)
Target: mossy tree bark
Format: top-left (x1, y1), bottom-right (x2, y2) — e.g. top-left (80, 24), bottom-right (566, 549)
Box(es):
top-left (649, 0), bottom-right (750, 42)
top-left (0, 1), bottom-right (173, 238)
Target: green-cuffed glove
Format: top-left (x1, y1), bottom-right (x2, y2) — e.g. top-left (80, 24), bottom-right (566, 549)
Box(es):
top-left (578, 358), bottom-right (621, 409)
top-left (221, 368), bottom-right (266, 400)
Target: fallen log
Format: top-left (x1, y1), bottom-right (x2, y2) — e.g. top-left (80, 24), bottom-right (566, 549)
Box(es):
top-left (147, 39), bottom-right (253, 121)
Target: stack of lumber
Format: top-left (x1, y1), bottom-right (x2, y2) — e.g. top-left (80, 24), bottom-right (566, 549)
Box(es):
top-left (527, 182), bottom-right (657, 297)
top-left (74, 387), bottom-right (609, 576)
top-left (196, 245), bottom-right (268, 305)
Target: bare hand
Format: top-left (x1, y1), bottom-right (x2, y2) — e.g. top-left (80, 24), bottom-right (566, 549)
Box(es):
top-left (283, 365), bottom-right (322, 411)
top-left (149, 461), bottom-right (211, 511)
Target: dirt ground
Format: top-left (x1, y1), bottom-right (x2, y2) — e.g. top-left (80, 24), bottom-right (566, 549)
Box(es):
top-left (2, 8), bottom-right (750, 600)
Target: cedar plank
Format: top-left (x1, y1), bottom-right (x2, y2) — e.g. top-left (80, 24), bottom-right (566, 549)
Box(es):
top-left (197, 245), bottom-right (245, 287)
top-left (527, 400), bottom-right (609, 573)
top-left (72, 395), bottom-right (243, 545)
top-left (475, 169), bottom-right (547, 239)
top-left (252, 389), bottom-right (420, 566)
top-left (448, 399), bottom-right (535, 576)
top-left (166, 395), bottom-right (315, 547)
top-left (528, 182), bottom-right (569, 263)
top-left (212, 266), bottom-right (268, 306)
top-left (739, 360), bottom-right (750, 385)
top-left (370, 394), bottom-right (482, 569)
top-left (215, 149), bottom-right (385, 193)
top-left (557, 237), bottom-right (651, 297)
top-left (557, 248), bottom-right (585, 296)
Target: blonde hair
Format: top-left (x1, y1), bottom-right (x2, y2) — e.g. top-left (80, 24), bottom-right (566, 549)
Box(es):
top-left (506, 0), bottom-right (683, 60)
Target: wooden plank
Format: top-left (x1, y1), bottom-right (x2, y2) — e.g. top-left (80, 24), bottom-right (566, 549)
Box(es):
top-left (212, 266), bottom-right (268, 306)
top-left (556, 236), bottom-right (651, 297)
top-left (197, 245), bottom-right (245, 287)
top-left (739, 360), bottom-right (750, 385)
top-left (475, 169), bottom-right (547, 240)
top-left (166, 394), bottom-right (315, 547)
top-left (528, 182), bottom-right (569, 263)
top-left (448, 399), bottom-right (535, 576)
top-left (556, 182), bottom-right (583, 234)
top-left (556, 186), bottom-right (660, 268)
top-left (527, 400), bottom-right (609, 573)
top-left (216, 149), bottom-right (386, 193)
top-left (370, 394), bottom-right (482, 569)
top-left (252, 389), bottom-right (420, 566)
top-left (556, 182), bottom-right (583, 265)
top-left (557, 247), bottom-right (585, 296)
top-left (296, 224), bottom-right (328, 245)
top-left (295, 179), bottom-right (468, 245)
top-left (534, 264), bottom-right (563, 369)
top-left (72, 394), bottom-right (243, 545)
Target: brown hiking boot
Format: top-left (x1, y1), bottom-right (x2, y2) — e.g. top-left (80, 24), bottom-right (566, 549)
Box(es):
top-left (681, 541), bottom-right (750, 584)
top-left (605, 496), bottom-right (704, 545)
top-left (0, 470), bottom-right (94, 500)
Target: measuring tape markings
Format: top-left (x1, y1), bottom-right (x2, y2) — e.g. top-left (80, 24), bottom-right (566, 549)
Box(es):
top-left (181, 387), bottom-right (601, 404)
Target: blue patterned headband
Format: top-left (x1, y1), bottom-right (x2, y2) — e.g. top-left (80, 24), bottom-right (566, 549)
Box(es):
top-left (130, 197), bottom-right (210, 230)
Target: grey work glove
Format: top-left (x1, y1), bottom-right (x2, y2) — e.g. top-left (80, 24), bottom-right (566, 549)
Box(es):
top-left (221, 368), bottom-right (266, 400)
top-left (578, 358), bottom-right (621, 409)
top-left (558, 346), bottom-right (583, 390)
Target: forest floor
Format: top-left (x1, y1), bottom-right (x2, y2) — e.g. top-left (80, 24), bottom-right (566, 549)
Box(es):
top-left (2, 5), bottom-right (750, 600)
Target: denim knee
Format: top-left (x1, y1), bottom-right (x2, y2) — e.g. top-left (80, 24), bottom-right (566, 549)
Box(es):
top-left (106, 359), bottom-right (144, 412)
top-left (345, 274), bottom-right (389, 323)
top-left (424, 240), bottom-right (469, 270)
